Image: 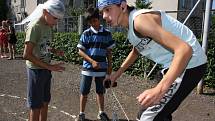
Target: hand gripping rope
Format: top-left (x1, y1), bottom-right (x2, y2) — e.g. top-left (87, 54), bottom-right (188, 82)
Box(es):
top-left (105, 80), bottom-right (130, 121)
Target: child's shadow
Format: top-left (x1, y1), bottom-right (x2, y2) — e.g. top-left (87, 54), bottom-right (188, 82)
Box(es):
top-left (13, 56), bottom-right (24, 60)
top-left (85, 119), bottom-right (96, 121)
top-left (202, 92), bottom-right (215, 96)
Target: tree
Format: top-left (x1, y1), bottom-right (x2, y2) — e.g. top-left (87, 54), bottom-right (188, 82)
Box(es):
top-left (135, 0), bottom-right (152, 9)
top-left (68, 7), bottom-right (85, 16)
top-left (0, 0), bottom-right (8, 21)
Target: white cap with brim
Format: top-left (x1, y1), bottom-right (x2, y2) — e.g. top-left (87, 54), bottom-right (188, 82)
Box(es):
top-left (15, 0), bottom-right (65, 26)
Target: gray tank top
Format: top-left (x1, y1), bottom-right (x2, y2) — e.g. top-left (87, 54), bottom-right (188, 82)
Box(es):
top-left (127, 9), bottom-right (207, 68)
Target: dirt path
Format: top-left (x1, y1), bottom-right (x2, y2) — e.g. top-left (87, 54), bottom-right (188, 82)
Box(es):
top-left (0, 57), bottom-right (214, 121)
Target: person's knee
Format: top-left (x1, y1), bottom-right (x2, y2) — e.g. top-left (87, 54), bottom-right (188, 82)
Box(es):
top-left (42, 102), bottom-right (49, 108)
top-left (96, 89), bottom-right (105, 94)
top-left (81, 94), bottom-right (88, 99)
top-left (80, 89), bottom-right (91, 95)
top-left (28, 101), bottom-right (44, 109)
top-left (96, 93), bottom-right (104, 97)
top-left (29, 108), bottom-right (40, 117)
top-left (95, 80), bottom-right (105, 94)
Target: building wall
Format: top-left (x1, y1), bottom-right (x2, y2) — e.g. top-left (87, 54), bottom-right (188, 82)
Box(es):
top-left (25, 0), bottom-right (37, 16)
top-left (10, 0), bottom-right (23, 21)
top-left (151, 0), bottom-right (178, 18)
top-left (127, 0), bottom-right (136, 7)
top-left (10, 0), bottom-right (52, 22)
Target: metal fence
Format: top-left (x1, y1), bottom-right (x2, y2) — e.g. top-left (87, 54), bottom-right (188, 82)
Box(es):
top-left (14, 16), bottom-right (80, 33)
top-left (166, 10), bottom-right (203, 38)
top-left (58, 10), bottom-right (214, 37)
top-left (167, 10), bottom-right (215, 39)
top-left (55, 16), bottom-right (79, 32)
top-left (14, 10), bottom-right (215, 38)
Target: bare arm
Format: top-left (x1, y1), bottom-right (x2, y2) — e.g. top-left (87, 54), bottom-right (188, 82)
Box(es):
top-left (134, 13), bottom-right (192, 107)
top-left (78, 49), bottom-right (100, 69)
top-left (106, 49), bottom-right (113, 75)
top-left (110, 47), bottom-right (139, 81)
top-left (135, 13), bottom-right (192, 92)
top-left (23, 42), bottom-right (65, 71)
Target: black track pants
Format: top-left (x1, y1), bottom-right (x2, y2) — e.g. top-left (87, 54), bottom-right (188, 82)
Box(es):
top-left (139, 64), bottom-right (206, 121)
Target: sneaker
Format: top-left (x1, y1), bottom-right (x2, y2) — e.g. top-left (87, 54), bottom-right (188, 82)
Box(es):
top-left (97, 112), bottom-right (110, 121)
top-left (7, 57), bottom-right (13, 60)
top-left (75, 113), bottom-right (85, 121)
top-left (3, 55), bottom-right (8, 58)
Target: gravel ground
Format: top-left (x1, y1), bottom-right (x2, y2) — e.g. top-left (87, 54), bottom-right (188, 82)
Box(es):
top-left (0, 57), bottom-right (214, 121)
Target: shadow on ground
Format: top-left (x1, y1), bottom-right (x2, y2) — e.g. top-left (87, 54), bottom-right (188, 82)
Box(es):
top-left (85, 119), bottom-right (135, 121)
top-left (203, 92), bottom-right (215, 96)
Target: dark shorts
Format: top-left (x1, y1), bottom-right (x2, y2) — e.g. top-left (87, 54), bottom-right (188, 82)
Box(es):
top-left (8, 38), bottom-right (17, 44)
top-left (138, 64), bottom-right (207, 121)
top-left (8, 35), bottom-right (17, 44)
top-left (80, 75), bottom-right (105, 95)
top-left (26, 68), bottom-right (52, 109)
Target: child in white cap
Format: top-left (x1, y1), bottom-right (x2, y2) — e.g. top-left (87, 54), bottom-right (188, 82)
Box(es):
top-left (22, 0), bottom-right (65, 121)
top-left (98, 0), bottom-right (207, 121)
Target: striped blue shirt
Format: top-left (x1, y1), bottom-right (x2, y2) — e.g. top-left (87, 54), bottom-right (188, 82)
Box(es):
top-left (77, 26), bottom-right (115, 77)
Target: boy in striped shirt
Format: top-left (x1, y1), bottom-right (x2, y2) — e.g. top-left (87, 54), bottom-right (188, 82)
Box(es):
top-left (76, 6), bottom-right (115, 121)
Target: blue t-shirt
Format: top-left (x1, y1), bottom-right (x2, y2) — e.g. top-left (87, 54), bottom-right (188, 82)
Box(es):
top-left (77, 26), bottom-right (115, 77)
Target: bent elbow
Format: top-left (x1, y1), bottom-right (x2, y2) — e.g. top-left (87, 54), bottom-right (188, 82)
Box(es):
top-left (183, 43), bottom-right (193, 59)
top-left (77, 50), bottom-right (81, 56)
top-left (78, 49), bottom-right (84, 56)
top-left (23, 52), bottom-right (29, 60)
top-left (22, 54), bottom-right (27, 60)
top-left (187, 44), bottom-right (192, 56)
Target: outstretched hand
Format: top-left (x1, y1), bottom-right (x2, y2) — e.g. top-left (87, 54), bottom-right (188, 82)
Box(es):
top-left (48, 62), bottom-right (65, 72)
top-left (136, 86), bottom-right (165, 108)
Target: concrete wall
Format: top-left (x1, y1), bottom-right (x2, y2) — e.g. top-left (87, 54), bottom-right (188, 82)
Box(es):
top-left (118, 0), bottom-right (179, 18)
top-left (10, 0), bottom-right (23, 21)
top-left (151, 0), bottom-right (178, 18)
top-left (25, 0), bottom-right (37, 16)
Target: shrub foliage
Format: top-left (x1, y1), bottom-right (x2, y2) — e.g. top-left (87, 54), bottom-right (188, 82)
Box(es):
top-left (16, 32), bottom-right (214, 88)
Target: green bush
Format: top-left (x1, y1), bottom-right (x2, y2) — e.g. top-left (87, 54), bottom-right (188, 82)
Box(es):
top-left (16, 32), bottom-right (214, 88)
top-left (204, 15), bottom-right (215, 88)
top-left (204, 38), bottom-right (215, 88)
top-left (52, 32), bottom-right (82, 65)
top-left (16, 32), bottom-right (25, 54)
top-left (111, 32), bottom-right (160, 78)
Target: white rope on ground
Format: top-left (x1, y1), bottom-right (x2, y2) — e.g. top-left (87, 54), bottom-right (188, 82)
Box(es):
top-left (109, 87), bottom-right (130, 121)
top-left (147, 0), bottom-right (202, 78)
top-left (0, 93), bottom-right (76, 119)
